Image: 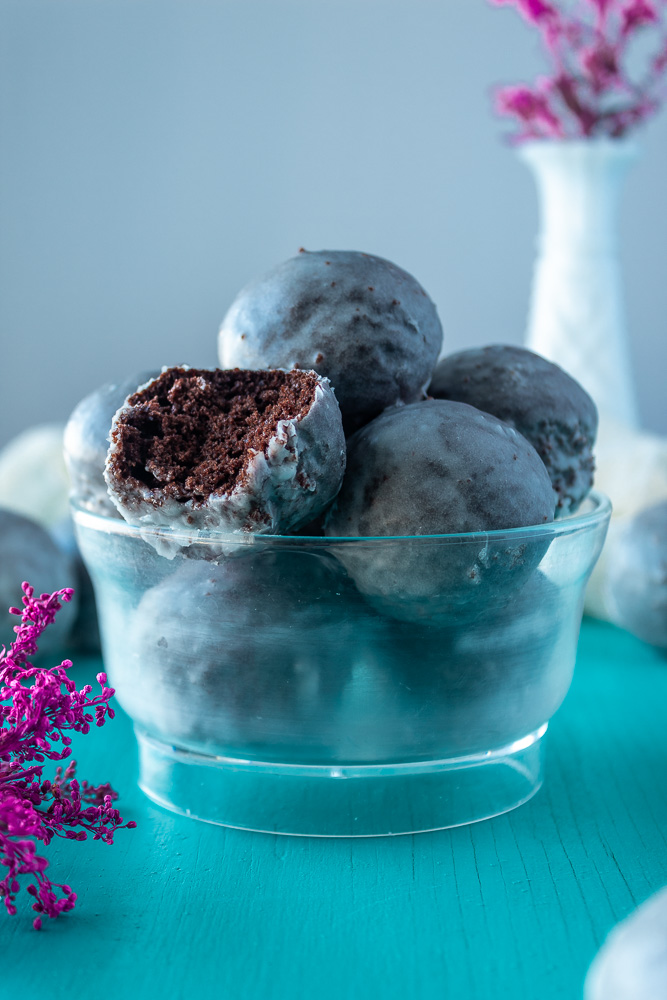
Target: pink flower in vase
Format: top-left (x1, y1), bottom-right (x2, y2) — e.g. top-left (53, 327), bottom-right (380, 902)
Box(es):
top-left (581, 42), bottom-right (621, 91)
top-left (621, 0), bottom-right (659, 35)
top-left (489, 0), bottom-right (558, 25)
top-left (494, 82), bottom-right (565, 138)
top-left (653, 35), bottom-right (667, 73)
top-left (489, 0), bottom-right (667, 139)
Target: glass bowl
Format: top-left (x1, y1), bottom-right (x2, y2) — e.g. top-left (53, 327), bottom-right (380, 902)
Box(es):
top-left (73, 491), bottom-right (610, 836)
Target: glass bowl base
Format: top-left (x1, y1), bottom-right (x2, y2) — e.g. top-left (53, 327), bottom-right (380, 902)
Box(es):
top-left (136, 724), bottom-right (547, 837)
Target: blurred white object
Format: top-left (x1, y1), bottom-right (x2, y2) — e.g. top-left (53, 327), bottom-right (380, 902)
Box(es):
top-left (0, 424), bottom-right (69, 529)
top-left (585, 418), bottom-right (667, 621)
top-left (521, 138), bottom-right (639, 428)
top-left (603, 499), bottom-right (667, 648)
top-left (0, 507), bottom-right (78, 653)
top-left (585, 886), bottom-right (667, 1000)
top-left (594, 418), bottom-right (667, 518)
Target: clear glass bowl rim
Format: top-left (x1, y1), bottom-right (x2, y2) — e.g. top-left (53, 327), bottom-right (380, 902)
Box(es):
top-left (70, 489), bottom-right (611, 548)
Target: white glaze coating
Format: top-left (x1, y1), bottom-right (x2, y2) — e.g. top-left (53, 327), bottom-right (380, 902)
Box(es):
top-left (218, 250), bottom-right (443, 431)
top-left (325, 400), bottom-right (556, 623)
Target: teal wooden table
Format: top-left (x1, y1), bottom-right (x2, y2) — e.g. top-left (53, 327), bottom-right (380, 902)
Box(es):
top-left (5, 620), bottom-right (667, 1000)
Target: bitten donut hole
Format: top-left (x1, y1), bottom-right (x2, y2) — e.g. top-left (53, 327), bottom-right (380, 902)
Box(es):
top-left (108, 367), bottom-right (320, 506)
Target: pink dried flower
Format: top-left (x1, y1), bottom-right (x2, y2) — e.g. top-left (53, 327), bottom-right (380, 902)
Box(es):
top-left (495, 84), bottom-right (565, 137)
top-left (0, 582), bottom-right (135, 929)
top-left (587, 0), bottom-right (616, 19)
top-left (581, 42), bottom-right (621, 91)
top-left (554, 72), bottom-right (600, 132)
top-left (654, 36), bottom-right (667, 73)
top-left (490, 0), bottom-right (667, 139)
top-left (489, 0), bottom-right (558, 24)
top-left (621, 0), bottom-right (659, 35)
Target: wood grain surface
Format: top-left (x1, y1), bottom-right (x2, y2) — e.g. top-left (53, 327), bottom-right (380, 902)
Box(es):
top-left (4, 619), bottom-right (667, 1000)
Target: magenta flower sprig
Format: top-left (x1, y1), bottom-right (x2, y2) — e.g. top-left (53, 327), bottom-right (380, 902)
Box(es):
top-left (490, 0), bottom-right (667, 140)
top-left (0, 582), bottom-right (135, 930)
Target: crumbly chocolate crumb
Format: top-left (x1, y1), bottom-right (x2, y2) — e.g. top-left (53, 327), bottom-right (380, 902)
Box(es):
top-left (108, 368), bottom-right (320, 506)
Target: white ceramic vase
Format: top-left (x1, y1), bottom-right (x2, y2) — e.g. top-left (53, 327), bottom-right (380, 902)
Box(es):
top-left (520, 138), bottom-right (639, 428)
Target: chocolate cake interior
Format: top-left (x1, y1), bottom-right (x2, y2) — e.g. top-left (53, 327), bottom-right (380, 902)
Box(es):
top-left (108, 368), bottom-right (320, 505)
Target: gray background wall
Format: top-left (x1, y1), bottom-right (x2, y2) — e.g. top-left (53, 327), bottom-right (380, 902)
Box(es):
top-left (1, 0), bottom-right (665, 448)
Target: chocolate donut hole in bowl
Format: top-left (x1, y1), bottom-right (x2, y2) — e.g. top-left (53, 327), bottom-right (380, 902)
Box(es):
top-left (73, 489), bottom-right (609, 836)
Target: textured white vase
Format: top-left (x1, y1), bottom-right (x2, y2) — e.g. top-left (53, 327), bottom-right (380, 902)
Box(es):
top-left (520, 138), bottom-right (639, 428)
